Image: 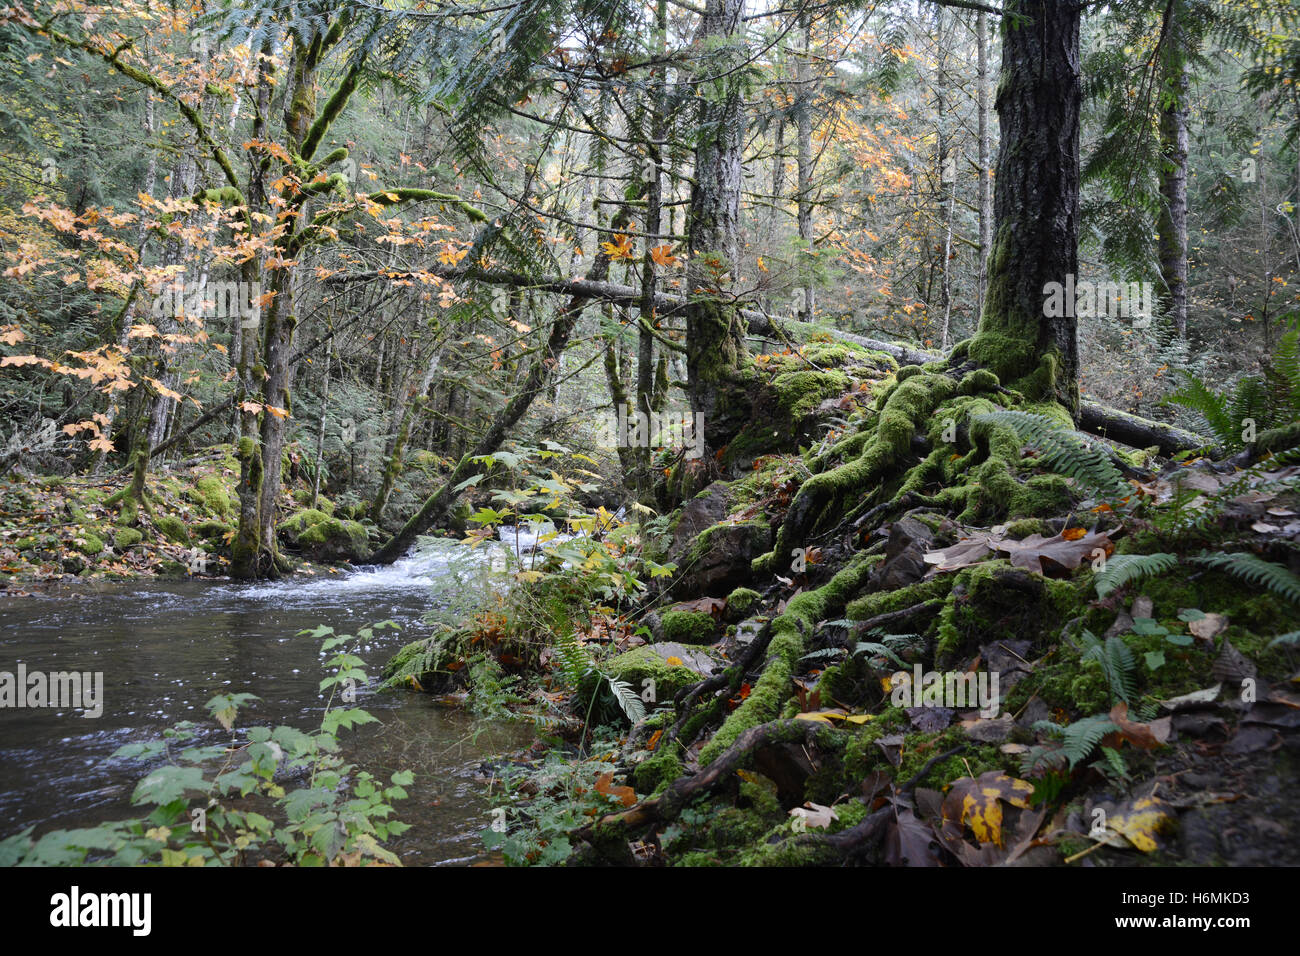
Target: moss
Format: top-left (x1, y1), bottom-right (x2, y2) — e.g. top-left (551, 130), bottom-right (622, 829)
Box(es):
top-left (846, 575), bottom-right (954, 621)
top-left (191, 475), bottom-right (231, 518)
top-left (661, 610), bottom-right (719, 645)
top-left (591, 646), bottom-right (703, 704)
top-left (725, 587), bottom-right (761, 622)
top-left (300, 517), bottom-right (369, 555)
top-left (699, 555), bottom-right (876, 765)
top-left (154, 514), bottom-right (190, 545)
top-left (896, 728), bottom-right (1008, 789)
top-left (115, 495), bottom-right (139, 526)
top-left (771, 369), bottom-right (850, 420)
top-left (933, 560), bottom-right (1081, 662)
top-left (1010, 474), bottom-right (1072, 517)
top-left (74, 532), bottom-right (104, 556)
top-left (633, 749), bottom-right (684, 796)
top-left (279, 508), bottom-right (330, 537)
top-left (1004, 518), bottom-right (1049, 537)
top-left (113, 527), bottom-right (143, 549)
top-left (194, 519), bottom-right (232, 539)
top-left (1254, 419), bottom-right (1300, 455)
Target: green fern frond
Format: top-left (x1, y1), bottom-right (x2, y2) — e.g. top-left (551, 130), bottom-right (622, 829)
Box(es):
top-left (606, 677), bottom-right (647, 724)
top-left (554, 630), bottom-right (597, 688)
top-left (1190, 552), bottom-right (1300, 605)
top-left (1079, 629), bottom-right (1137, 704)
top-left (852, 641), bottom-right (908, 669)
top-left (1094, 552), bottom-right (1179, 597)
top-left (1030, 713), bottom-right (1120, 769)
top-left (1163, 370), bottom-right (1237, 449)
top-left (973, 410), bottom-right (1127, 497)
top-left (1267, 631), bottom-right (1300, 648)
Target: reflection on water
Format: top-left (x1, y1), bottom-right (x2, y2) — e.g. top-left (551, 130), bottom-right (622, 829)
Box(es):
top-left (0, 538), bottom-right (531, 866)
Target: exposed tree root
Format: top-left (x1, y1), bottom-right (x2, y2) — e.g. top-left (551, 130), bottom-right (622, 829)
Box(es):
top-left (576, 718), bottom-right (844, 847)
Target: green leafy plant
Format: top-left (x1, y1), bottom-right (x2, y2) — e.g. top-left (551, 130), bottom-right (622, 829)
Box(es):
top-left (1163, 316), bottom-right (1300, 452)
top-left (480, 735), bottom-right (635, 866)
top-left (1023, 713), bottom-right (1120, 775)
top-left (1078, 628), bottom-right (1137, 705)
top-left (1094, 552), bottom-right (1179, 597)
top-left (973, 410), bottom-right (1128, 497)
top-left (0, 623), bottom-right (412, 867)
top-left (1189, 551), bottom-right (1300, 605)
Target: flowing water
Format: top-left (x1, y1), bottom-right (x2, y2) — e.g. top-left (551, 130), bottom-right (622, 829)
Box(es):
top-left (0, 540), bottom-right (533, 866)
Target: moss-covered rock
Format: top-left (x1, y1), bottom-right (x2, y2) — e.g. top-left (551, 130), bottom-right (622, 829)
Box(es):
top-left (190, 475), bottom-right (232, 518)
top-left (725, 587), bottom-right (761, 622)
top-left (674, 519), bottom-right (773, 598)
top-left (74, 531), bottom-right (104, 556)
top-left (112, 527), bottom-right (143, 549)
top-left (153, 514), bottom-right (191, 546)
top-left (660, 610), bottom-right (720, 645)
top-left (194, 519), bottom-right (233, 541)
top-left (586, 644), bottom-right (712, 707)
top-left (290, 514), bottom-right (371, 562)
top-left (277, 508), bottom-right (370, 560)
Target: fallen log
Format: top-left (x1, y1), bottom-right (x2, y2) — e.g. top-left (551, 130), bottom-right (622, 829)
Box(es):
top-left (327, 267), bottom-right (1213, 456)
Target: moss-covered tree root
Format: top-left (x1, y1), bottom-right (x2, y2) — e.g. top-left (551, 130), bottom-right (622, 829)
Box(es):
top-left (575, 719), bottom-right (845, 854)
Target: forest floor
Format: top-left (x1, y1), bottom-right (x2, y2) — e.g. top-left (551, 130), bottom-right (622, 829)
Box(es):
top-left (382, 331), bottom-right (1300, 867)
top-left (0, 443), bottom-right (377, 589)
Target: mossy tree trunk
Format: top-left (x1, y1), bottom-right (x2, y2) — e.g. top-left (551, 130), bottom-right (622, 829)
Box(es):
top-left (964, 0), bottom-right (1081, 414)
top-left (232, 18), bottom-right (360, 578)
top-left (685, 0), bottom-right (750, 452)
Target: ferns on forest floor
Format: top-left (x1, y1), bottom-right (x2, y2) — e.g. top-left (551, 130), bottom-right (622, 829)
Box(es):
top-left (972, 409), bottom-right (1128, 498)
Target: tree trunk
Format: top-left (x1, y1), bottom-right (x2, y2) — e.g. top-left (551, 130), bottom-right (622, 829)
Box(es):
top-left (965, 0), bottom-right (1081, 414)
top-left (796, 13), bottom-right (815, 322)
top-left (685, 0), bottom-right (749, 451)
top-left (1157, 9), bottom-right (1190, 339)
top-left (976, 11), bottom-right (993, 321)
top-left (371, 346), bottom-right (441, 522)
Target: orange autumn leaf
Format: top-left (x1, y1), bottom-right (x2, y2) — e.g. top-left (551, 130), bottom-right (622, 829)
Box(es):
top-left (646, 729), bottom-right (663, 752)
top-left (1061, 527), bottom-right (1087, 541)
top-left (649, 244), bottom-right (679, 267)
top-left (594, 772), bottom-right (636, 807)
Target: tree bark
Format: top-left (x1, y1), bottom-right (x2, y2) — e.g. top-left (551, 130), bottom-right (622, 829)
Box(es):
top-left (685, 0), bottom-right (750, 452)
top-left (965, 0), bottom-right (1081, 414)
top-left (976, 11), bottom-right (993, 321)
top-left (1157, 8), bottom-right (1190, 339)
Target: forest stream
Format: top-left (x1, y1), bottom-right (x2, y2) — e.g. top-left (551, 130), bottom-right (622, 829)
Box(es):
top-left (0, 540), bottom-right (532, 866)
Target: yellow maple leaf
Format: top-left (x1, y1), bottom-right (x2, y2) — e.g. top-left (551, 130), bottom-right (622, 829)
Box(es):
top-left (600, 233), bottom-right (636, 260)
